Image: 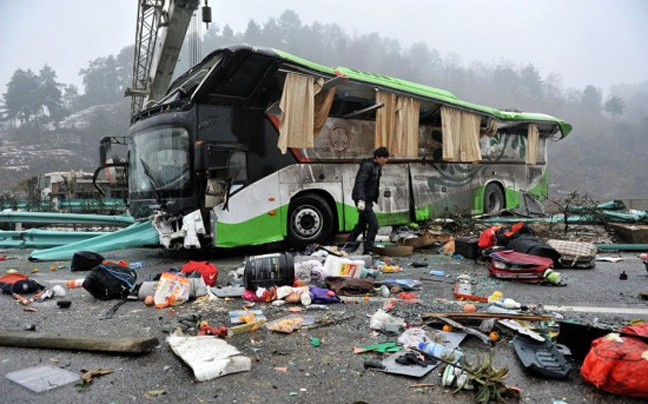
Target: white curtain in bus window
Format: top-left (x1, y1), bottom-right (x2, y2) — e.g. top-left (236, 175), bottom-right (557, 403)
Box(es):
top-left (440, 106), bottom-right (481, 162)
top-left (394, 96), bottom-right (420, 157)
top-left (375, 91), bottom-right (419, 157)
top-left (278, 73), bottom-right (315, 154)
top-left (313, 78), bottom-right (336, 138)
top-left (526, 123), bottom-right (539, 165)
top-left (375, 91), bottom-right (397, 149)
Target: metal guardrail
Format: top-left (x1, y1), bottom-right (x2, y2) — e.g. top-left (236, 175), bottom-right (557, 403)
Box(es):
top-left (0, 229), bottom-right (106, 249)
top-left (0, 211), bottom-right (135, 227)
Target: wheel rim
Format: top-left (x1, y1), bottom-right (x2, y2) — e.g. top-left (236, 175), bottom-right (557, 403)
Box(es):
top-left (486, 191), bottom-right (502, 212)
top-left (291, 205), bottom-right (322, 239)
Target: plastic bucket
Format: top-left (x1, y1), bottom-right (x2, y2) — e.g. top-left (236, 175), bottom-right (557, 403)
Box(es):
top-left (244, 252), bottom-right (295, 290)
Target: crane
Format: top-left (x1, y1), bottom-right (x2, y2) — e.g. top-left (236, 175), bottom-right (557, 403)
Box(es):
top-left (125, 0), bottom-right (212, 117)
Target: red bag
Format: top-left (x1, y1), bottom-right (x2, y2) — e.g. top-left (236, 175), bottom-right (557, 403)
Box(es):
top-left (488, 250), bottom-right (553, 283)
top-left (478, 226), bottom-right (501, 248)
top-left (181, 261), bottom-right (218, 286)
top-left (580, 325), bottom-right (648, 398)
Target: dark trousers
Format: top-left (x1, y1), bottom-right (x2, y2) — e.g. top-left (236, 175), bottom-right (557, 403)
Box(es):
top-left (347, 202), bottom-right (379, 253)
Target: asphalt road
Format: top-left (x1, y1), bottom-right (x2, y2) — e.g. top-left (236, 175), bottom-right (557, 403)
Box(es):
top-left (1, 245), bottom-right (647, 404)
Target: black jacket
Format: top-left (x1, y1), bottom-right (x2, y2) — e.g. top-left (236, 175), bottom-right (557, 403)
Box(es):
top-left (352, 158), bottom-right (382, 203)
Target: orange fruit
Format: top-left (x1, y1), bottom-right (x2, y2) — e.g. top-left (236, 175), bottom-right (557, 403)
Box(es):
top-left (463, 304), bottom-right (477, 313)
top-left (144, 295), bottom-right (155, 306)
top-left (442, 324), bottom-right (453, 332)
top-left (489, 331), bottom-right (500, 341)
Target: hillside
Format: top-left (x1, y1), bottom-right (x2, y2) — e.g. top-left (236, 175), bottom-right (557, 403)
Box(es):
top-left (0, 100), bottom-right (130, 189)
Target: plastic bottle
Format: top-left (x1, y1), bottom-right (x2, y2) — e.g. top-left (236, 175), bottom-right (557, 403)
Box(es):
top-left (360, 267), bottom-right (380, 279)
top-left (418, 341), bottom-right (463, 362)
top-left (300, 291), bottom-right (312, 306)
top-left (543, 269), bottom-right (562, 285)
top-left (129, 261), bottom-right (144, 269)
top-left (487, 291), bottom-right (522, 309)
top-left (487, 305), bottom-right (520, 314)
top-left (65, 279), bottom-right (84, 288)
top-left (429, 270), bottom-right (445, 277)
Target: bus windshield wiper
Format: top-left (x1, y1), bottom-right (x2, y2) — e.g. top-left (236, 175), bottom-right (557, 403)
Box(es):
top-left (140, 159), bottom-right (163, 203)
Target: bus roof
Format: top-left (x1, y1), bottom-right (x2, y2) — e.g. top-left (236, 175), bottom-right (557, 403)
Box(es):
top-left (271, 48), bottom-right (572, 138)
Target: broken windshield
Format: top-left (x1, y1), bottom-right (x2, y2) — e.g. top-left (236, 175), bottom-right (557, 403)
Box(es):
top-left (160, 54), bottom-right (224, 104)
top-left (130, 126), bottom-right (190, 196)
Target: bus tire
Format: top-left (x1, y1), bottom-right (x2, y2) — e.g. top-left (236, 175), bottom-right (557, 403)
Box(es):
top-left (287, 194), bottom-right (334, 247)
top-left (484, 183), bottom-right (505, 213)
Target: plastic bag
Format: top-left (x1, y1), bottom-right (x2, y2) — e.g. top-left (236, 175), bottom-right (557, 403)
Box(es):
top-left (154, 272), bottom-right (191, 308)
top-left (581, 327), bottom-right (648, 399)
top-left (265, 315), bottom-right (303, 333)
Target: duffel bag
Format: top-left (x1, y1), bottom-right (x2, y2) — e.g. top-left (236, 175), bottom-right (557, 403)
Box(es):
top-left (488, 250), bottom-right (553, 283)
top-left (83, 263), bottom-right (137, 300)
top-left (547, 239), bottom-right (597, 269)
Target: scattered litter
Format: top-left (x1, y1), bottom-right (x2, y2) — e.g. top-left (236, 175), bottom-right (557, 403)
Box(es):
top-left (364, 350), bottom-right (438, 377)
top-left (167, 334), bottom-right (251, 381)
top-left (229, 310), bottom-right (266, 324)
top-left (513, 335), bottom-right (572, 379)
top-left (6, 364), bottom-right (79, 393)
top-left (80, 368), bottom-right (114, 384)
top-left (595, 256), bottom-right (624, 263)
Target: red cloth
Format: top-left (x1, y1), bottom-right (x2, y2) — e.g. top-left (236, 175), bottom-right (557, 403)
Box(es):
top-left (181, 261), bottom-right (218, 286)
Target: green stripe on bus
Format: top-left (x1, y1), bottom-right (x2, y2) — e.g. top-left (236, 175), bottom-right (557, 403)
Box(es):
top-left (215, 206), bottom-right (288, 248)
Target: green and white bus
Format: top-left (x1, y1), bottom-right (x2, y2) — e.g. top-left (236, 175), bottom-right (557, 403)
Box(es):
top-left (104, 45), bottom-right (571, 250)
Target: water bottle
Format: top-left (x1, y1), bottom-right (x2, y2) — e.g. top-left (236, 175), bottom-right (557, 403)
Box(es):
top-left (429, 270), bottom-right (445, 277)
top-left (129, 261), bottom-right (144, 269)
top-left (487, 305), bottom-right (519, 314)
top-left (418, 341), bottom-right (463, 362)
top-left (65, 279), bottom-right (84, 288)
top-left (487, 291), bottom-right (522, 309)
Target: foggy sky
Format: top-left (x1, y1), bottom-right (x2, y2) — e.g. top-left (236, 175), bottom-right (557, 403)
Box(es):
top-left (1, 0), bottom-right (647, 97)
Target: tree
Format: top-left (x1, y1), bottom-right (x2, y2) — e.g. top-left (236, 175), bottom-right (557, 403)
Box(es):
top-left (78, 55), bottom-right (130, 107)
top-left (277, 10), bottom-right (302, 48)
top-left (519, 64), bottom-right (543, 98)
top-left (581, 85), bottom-right (602, 114)
top-left (492, 63), bottom-right (520, 95)
top-left (543, 72), bottom-right (563, 103)
top-left (62, 84), bottom-right (80, 111)
top-left (1, 69), bottom-right (42, 125)
top-left (243, 20), bottom-right (263, 44)
top-left (603, 96), bottom-right (626, 121)
top-left (39, 65), bottom-right (66, 125)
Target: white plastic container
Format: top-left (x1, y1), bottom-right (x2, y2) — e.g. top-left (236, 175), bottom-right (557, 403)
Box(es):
top-left (323, 255), bottom-right (364, 278)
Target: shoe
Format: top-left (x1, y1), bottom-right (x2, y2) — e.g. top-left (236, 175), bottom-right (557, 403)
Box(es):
top-left (341, 242), bottom-right (360, 254)
top-left (365, 249), bottom-right (379, 257)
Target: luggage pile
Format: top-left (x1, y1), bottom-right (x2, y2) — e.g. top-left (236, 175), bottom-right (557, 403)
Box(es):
top-left (455, 221), bottom-right (598, 284)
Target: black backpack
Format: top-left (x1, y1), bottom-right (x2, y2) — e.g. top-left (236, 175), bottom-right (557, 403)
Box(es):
top-left (83, 263), bottom-right (137, 300)
top-left (71, 251), bottom-right (105, 272)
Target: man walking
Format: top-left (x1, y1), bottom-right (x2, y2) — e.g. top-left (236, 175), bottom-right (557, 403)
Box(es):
top-left (346, 147), bottom-right (390, 255)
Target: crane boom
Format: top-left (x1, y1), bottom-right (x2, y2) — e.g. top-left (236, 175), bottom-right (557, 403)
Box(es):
top-left (126, 0), bottom-right (201, 117)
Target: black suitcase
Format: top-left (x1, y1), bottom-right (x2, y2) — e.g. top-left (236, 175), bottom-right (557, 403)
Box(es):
top-left (455, 236), bottom-right (480, 259)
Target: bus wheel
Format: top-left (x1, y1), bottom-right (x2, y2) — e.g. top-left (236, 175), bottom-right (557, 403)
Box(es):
top-left (484, 183), bottom-right (505, 213)
top-left (287, 194), bottom-right (334, 247)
